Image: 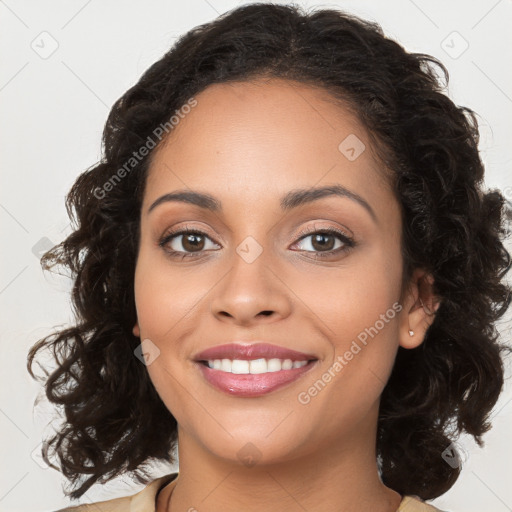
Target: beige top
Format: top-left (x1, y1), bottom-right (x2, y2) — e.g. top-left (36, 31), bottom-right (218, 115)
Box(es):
top-left (54, 472), bottom-right (446, 511)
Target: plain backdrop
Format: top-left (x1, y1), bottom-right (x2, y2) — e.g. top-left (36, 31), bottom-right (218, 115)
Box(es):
top-left (1, 1), bottom-right (511, 511)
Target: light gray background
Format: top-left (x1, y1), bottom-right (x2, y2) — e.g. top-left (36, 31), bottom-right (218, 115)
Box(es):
top-left (1, 1), bottom-right (511, 511)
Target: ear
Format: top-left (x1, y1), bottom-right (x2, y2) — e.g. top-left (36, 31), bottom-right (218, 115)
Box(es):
top-left (399, 268), bottom-right (441, 349)
top-left (133, 321), bottom-right (140, 338)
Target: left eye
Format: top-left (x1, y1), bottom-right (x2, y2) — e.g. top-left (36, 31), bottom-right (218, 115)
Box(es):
top-left (293, 231), bottom-right (347, 252)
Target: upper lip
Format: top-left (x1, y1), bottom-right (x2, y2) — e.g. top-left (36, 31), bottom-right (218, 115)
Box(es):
top-left (193, 343), bottom-right (318, 362)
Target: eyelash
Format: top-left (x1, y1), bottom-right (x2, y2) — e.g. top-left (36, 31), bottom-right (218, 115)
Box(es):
top-left (158, 226), bottom-right (356, 260)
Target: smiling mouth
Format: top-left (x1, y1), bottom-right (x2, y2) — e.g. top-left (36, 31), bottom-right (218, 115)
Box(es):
top-left (198, 357), bottom-right (318, 374)
top-left (195, 357), bottom-right (319, 397)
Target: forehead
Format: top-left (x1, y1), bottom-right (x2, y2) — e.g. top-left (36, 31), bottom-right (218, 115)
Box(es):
top-left (143, 78), bottom-right (395, 219)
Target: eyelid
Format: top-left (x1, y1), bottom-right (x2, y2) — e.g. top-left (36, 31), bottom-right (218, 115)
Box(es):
top-left (158, 225), bottom-right (220, 247)
top-left (293, 222), bottom-right (353, 240)
top-left (159, 222), bottom-right (352, 244)
top-left (158, 222), bottom-right (222, 244)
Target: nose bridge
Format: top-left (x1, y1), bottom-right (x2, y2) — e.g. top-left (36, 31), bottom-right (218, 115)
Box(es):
top-left (209, 234), bottom-right (291, 324)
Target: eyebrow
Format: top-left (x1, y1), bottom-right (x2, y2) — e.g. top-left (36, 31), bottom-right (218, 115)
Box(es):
top-left (147, 184), bottom-right (377, 223)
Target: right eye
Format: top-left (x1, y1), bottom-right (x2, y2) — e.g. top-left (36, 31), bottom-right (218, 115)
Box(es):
top-left (159, 229), bottom-right (221, 258)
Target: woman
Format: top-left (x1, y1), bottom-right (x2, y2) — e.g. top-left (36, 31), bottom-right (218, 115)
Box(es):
top-left (27, 3), bottom-right (511, 512)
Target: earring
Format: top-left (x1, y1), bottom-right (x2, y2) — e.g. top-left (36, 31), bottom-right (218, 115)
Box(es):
top-left (408, 329), bottom-right (415, 337)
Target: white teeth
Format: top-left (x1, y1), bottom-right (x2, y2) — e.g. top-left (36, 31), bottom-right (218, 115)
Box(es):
top-left (267, 358), bottom-right (282, 372)
top-left (231, 360), bottom-right (249, 374)
top-left (205, 358), bottom-right (309, 374)
top-left (249, 358), bottom-right (267, 374)
top-left (282, 359), bottom-right (293, 370)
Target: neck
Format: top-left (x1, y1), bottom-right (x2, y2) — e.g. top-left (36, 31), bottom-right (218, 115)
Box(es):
top-left (157, 407), bottom-right (402, 512)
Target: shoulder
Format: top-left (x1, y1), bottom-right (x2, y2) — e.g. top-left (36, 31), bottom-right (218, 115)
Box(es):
top-left (397, 495), bottom-right (449, 511)
top-left (52, 473), bottom-right (178, 512)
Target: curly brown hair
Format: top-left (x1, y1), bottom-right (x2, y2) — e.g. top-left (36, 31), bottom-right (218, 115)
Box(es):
top-left (27, 2), bottom-right (512, 502)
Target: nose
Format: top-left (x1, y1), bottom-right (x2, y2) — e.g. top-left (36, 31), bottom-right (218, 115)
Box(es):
top-left (209, 250), bottom-right (292, 327)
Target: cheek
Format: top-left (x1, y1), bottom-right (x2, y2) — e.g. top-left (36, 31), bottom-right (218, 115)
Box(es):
top-left (298, 241), bottom-right (402, 346)
top-left (297, 244), bottom-right (402, 404)
top-left (133, 248), bottom-right (207, 342)
top-left (133, 252), bottom-right (195, 418)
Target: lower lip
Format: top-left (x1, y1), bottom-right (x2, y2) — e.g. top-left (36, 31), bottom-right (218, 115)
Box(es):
top-left (195, 360), bottom-right (318, 397)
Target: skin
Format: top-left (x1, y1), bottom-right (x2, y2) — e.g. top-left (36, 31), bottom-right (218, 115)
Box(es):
top-left (132, 77), bottom-right (439, 512)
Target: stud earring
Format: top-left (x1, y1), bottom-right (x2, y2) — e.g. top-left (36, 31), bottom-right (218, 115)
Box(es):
top-left (408, 329), bottom-right (415, 337)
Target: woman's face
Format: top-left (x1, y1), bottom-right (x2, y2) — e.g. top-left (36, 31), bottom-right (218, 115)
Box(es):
top-left (132, 78), bottom-right (423, 466)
